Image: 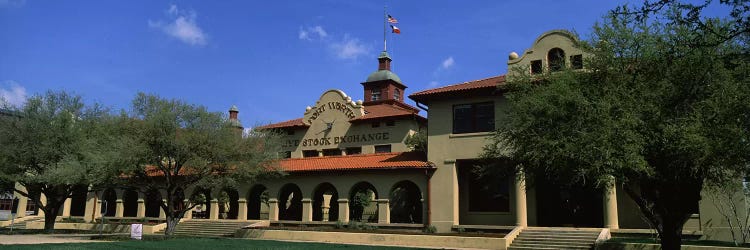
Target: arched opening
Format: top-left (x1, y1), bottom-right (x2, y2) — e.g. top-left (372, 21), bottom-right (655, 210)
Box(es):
top-left (247, 185), bottom-right (269, 220)
top-left (144, 189), bottom-right (162, 218)
top-left (548, 48), bottom-right (566, 72)
top-left (218, 188), bottom-right (239, 219)
top-left (69, 185), bottom-right (88, 217)
top-left (101, 188), bottom-right (117, 217)
top-left (278, 183), bottom-right (303, 221)
top-left (390, 181), bottom-right (423, 224)
top-left (122, 189), bottom-right (138, 217)
top-left (312, 183), bottom-right (338, 222)
top-left (190, 188), bottom-right (211, 219)
top-left (173, 188), bottom-right (185, 215)
top-left (349, 182), bottom-right (378, 222)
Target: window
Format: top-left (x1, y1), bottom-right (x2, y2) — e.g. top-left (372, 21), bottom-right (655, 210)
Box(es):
top-left (323, 148), bottom-right (342, 156)
top-left (374, 144), bottom-right (391, 153)
top-left (571, 54), bottom-right (583, 69)
top-left (453, 102), bottom-right (495, 134)
top-left (345, 147), bottom-right (362, 155)
top-left (394, 89), bottom-right (400, 101)
top-left (303, 150), bottom-right (319, 158)
top-left (548, 48), bottom-right (565, 72)
top-left (280, 151), bottom-right (292, 159)
top-left (372, 121), bottom-right (380, 128)
top-left (371, 90), bottom-right (381, 101)
top-left (385, 120), bottom-right (395, 126)
top-left (530, 60), bottom-right (543, 74)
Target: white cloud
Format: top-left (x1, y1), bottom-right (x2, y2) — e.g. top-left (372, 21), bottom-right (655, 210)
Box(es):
top-left (149, 5), bottom-right (207, 46)
top-left (442, 56), bottom-right (455, 69)
top-left (329, 34), bottom-right (371, 60)
top-left (0, 80), bottom-right (27, 108)
top-left (428, 81), bottom-right (440, 87)
top-left (299, 26), bottom-right (327, 41)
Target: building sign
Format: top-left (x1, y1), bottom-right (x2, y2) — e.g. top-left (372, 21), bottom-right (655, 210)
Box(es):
top-left (307, 101), bottom-right (357, 124)
top-left (131, 224), bottom-right (142, 240)
top-left (284, 132), bottom-right (390, 148)
top-left (303, 90), bottom-right (364, 125)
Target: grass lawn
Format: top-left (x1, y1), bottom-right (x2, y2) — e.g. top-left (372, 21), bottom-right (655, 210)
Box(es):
top-left (0, 238), bottom-right (426, 250)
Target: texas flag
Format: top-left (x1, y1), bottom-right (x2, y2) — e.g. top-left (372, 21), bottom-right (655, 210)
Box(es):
top-left (390, 25), bottom-right (401, 34)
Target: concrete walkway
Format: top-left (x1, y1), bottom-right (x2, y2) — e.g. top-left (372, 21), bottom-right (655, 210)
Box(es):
top-left (0, 234), bottom-right (111, 245)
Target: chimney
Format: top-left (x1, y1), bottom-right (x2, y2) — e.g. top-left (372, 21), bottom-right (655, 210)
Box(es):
top-left (229, 105), bottom-right (239, 120)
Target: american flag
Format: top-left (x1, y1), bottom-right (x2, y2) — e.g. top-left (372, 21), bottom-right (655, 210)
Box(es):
top-left (387, 15), bottom-right (398, 24)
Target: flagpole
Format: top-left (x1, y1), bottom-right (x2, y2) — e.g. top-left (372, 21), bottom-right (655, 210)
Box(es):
top-left (383, 5), bottom-right (387, 52)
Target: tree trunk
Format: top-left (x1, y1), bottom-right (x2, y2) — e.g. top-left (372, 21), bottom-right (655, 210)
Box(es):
top-left (43, 206), bottom-right (60, 232)
top-left (165, 216), bottom-right (180, 236)
top-left (660, 221), bottom-right (684, 250)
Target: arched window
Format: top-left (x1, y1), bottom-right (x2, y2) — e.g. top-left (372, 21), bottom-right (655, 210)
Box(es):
top-left (548, 48), bottom-right (566, 72)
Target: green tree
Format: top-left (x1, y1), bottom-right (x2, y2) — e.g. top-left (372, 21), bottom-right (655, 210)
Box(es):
top-left (0, 91), bottom-right (114, 231)
top-left (110, 93), bottom-right (282, 236)
top-left (480, 6), bottom-right (750, 250)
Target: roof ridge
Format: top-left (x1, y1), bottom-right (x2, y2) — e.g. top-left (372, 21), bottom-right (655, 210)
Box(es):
top-left (412, 74), bottom-right (505, 96)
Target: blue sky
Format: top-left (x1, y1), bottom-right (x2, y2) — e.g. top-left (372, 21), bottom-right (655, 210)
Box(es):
top-left (0, 0), bottom-right (708, 126)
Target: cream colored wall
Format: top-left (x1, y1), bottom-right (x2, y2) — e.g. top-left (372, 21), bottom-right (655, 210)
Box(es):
top-left (507, 30), bottom-right (588, 78)
top-left (426, 95), bottom-right (510, 232)
top-left (279, 89), bottom-right (420, 157)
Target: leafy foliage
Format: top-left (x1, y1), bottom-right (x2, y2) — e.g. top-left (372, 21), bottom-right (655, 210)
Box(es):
top-left (404, 132), bottom-right (427, 152)
top-left (109, 93), bottom-right (282, 235)
top-left (0, 91), bottom-right (114, 231)
top-left (481, 3), bottom-right (750, 250)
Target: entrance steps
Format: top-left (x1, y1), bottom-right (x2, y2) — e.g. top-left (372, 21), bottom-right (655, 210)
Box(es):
top-left (1, 216), bottom-right (42, 229)
top-left (509, 227), bottom-right (601, 250)
top-left (161, 219), bottom-right (255, 237)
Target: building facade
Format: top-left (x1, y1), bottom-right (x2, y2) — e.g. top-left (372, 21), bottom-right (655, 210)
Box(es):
top-left (8, 30), bottom-right (743, 241)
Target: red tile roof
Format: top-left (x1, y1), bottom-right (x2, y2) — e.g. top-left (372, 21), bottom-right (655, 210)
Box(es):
top-left (278, 152), bottom-right (431, 172)
top-left (409, 75), bottom-right (505, 102)
top-left (257, 118), bottom-right (306, 129)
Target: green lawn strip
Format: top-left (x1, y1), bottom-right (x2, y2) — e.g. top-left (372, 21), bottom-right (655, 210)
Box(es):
top-left (608, 237), bottom-right (750, 248)
top-left (0, 238), bottom-right (427, 250)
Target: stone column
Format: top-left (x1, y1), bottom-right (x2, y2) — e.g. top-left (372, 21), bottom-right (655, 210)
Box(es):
top-left (302, 198), bottom-right (313, 222)
top-left (183, 199), bottom-right (193, 219)
top-left (337, 199), bottom-right (349, 223)
top-left (159, 199), bottom-right (167, 219)
top-left (322, 195), bottom-right (332, 222)
top-left (514, 173), bottom-right (528, 227)
top-left (268, 198), bottom-right (279, 221)
top-left (61, 198), bottom-right (72, 217)
top-left (209, 199), bottom-right (219, 220)
top-left (115, 199), bottom-right (124, 218)
top-left (13, 183), bottom-right (28, 218)
top-left (237, 198), bottom-right (248, 220)
top-left (83, 192), bottom-right (97, 222)
top-left (94, 199), bottom-right (102, 219)
top-left (604, 176), bottom-right (620, 229)
top-left (37, 193), bottom-right (47, 217)
top-left (136, 198), bottom-right (146, 218)
top-left (377, 199), bottom-right (390, 224)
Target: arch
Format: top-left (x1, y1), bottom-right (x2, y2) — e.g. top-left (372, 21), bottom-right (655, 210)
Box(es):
top-left (69, 185), bottom-right (88, 217)
top-left (349, 182), bottom-right (378, 222)
top-left (218, 188), bottom-right (239, 219)
top-left (247, 185), bottom-right (269, 220)
top-left (389, 180), bottom-right (423, 224)
top-left (312, 183), bottom-right (339, 222)
top-left (548, 47), bottom-right (566, 72)
top-left (173, 187), bottom-right (185, 212)
top-left (144, 189), bottom-right (162, 218)
top-left (190, 188), bottom-right (211, 219)
top-left (278, 183), bottom-right (303, 221)
top-left (122, 189), bottom-right (139, 217)
top-left (101, 188), bottom-right (117, 217)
